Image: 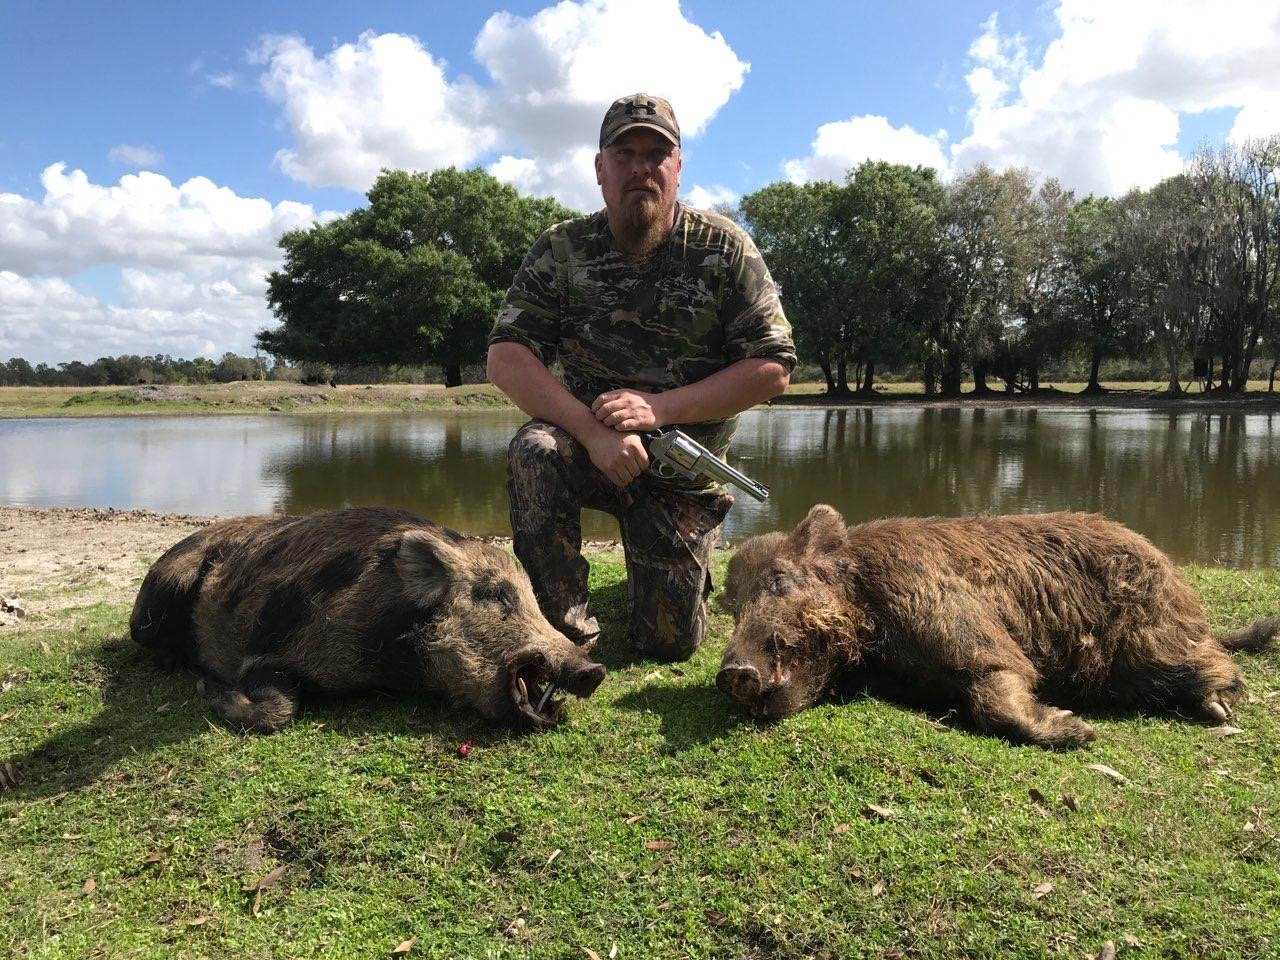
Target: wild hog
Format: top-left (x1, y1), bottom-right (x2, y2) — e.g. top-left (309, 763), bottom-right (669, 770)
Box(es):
top-left (131, 507), bottom-right (606, 732)
top-left (716, 531), bottom-right (786, 618)
top-left (717, 505), bottom-right (1277, 747)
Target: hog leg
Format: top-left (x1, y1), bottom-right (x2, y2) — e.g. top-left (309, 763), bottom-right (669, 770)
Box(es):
top-left (210, 661), bottom-right (302, 733)
top-left (904, 579), bottom-right (1096, 748)
top-left (966, 669), bottom-right (1097, 748)
top-left (1177, 640), bottom-right (1245, 723)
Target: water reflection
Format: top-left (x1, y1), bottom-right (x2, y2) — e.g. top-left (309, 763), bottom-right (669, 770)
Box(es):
top-left (1, 408), bottom-right (1276, 568)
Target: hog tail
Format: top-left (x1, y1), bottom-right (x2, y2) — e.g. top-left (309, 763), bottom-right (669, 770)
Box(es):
top-left (211, 666), bottom-right (301, 733)
top-left (1215, 617), bottom-right (1280, 652)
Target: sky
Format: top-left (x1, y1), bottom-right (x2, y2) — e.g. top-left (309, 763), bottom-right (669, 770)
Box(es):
top-left (2, 0), bottom-right (1279, 365)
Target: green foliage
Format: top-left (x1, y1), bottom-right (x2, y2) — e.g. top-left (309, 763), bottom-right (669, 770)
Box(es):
top-left (258, 168), bottom-right (577, 379)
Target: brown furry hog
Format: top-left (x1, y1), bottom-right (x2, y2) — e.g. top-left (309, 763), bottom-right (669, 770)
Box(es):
top-left (131, 507), bottom-right (605, 732)
top-left (717, 505), bottom-right (1277, 747)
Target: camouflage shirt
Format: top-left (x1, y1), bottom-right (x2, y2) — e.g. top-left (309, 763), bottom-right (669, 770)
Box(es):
top-left (489, 202), bottom-right (796, 462)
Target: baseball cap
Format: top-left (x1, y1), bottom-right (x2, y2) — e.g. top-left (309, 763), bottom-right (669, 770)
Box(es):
top-left (599, 94), bottom-right (680, 149)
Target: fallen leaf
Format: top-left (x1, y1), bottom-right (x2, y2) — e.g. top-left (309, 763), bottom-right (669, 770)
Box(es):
top-left (1095, 942), bottom-right (1117, 960)
top-left (545, 849), bottom-right (562, 867)
top-left (141, 851), bottom-right (164, 865)
top-left (584, 950), bottom-right (602, 960)
top-left (1209, 725), bottom-right (1244, 737)
top-left (155, 703), bottom-right (171, 714)
top-left (1033, 881), bottom-right (1054, 899)
top-left (609, 946), bottom-right (618, 959)
top-left (392, 938), bottom-right (416, 955)
top-left (864, 803), bottom-right (895, 820)
top-left (1061, 794), bottom-right (1079, 812)
top-left (82, 878), bottom-right (97, 894)
top-left (1121, 933), bottom-right (1142, 947)
top-left (61, 832), bottom-right (83, 840)
top-left (1243, 821), bottom-right (1257, 833)
top-left (1028, 788), bottom-right (1047, 805)
top-left (246, 864), bottom-right (287, 916)
top-left (39, 641), bottom-right (51, 655)
top-left (644, 840), bottom-right (676, 851)
top-left (1085, 763), bottom-right (1128, 785)
top-left (623, 813), bottom-right (644, 825)
top-left (185, 916), bottom-right (212, 928)
top-left (834, 822), bottom-right (850, 835)
top-left (871, 880), bottom-right (887, 896)
top-left (0, 710), bottom-right (16, 722)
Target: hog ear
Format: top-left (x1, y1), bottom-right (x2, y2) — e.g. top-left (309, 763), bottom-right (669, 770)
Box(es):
top-left (395, 529), bottom-right (465, 605)
top-left (787, 504), bottom-right (847, 556)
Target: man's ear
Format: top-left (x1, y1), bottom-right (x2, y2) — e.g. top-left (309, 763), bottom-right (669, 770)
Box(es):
top-left (786, 504), bottom-right (847, 556)
top-left (595, 152), bottom-right (604, 186)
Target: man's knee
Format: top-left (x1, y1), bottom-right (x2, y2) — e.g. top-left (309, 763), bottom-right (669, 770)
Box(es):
top-left (628, 563), bottom-right (713, 662)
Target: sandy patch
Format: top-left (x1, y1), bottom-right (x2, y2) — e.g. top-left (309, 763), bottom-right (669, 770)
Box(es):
top-left (0, 507), bottom-right (625, 630)
top-left (0, 507), bottom-right (212, 628)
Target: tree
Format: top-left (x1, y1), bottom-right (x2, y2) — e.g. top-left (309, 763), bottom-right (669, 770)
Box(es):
top-left (929, 165), bottom-right (1037, 396)
top-left (833, 162), bottom-right (945, 394)
top-left (1064, 195), bottom-right (1143, 393)
top-left (260, 168), bottom-right (577, 386)
top-left (740, 180), bottom-right (848, 391)
top-left (1190, 136), bottom-right (1280, 392)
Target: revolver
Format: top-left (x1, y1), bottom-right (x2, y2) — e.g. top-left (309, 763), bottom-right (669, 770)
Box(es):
top-left (644, 428), bottom-right (770, 502)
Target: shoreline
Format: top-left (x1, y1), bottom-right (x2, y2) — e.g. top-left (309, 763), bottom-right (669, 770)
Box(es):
top-left (2, 380), bottom-right (1279, 419)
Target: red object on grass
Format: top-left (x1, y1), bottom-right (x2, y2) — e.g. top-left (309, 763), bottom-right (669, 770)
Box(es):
top-left (457, 740), bottom-right (472, 758)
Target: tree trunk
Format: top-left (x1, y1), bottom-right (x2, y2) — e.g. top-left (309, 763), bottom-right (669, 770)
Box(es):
top-left (1027, 363), bottom-right (1040, 392)
top-left (442, 363), bottom-right (462, 388)
top-left (834, 354), bottom-right (850, 395)
top-left (857, 361), bottom-right (875, 395)
top-left (1082, 350), bottom-right (1106, 395)
top-left (1269, 360), bottom-right (1278, 392)
top-left (971, 361), bottom-right (994, 396)
top-left (940, 353), bottom-right (964, 398)
top-left (818, 356), bottom-right (836, 394)
top-left (923, 359), bottom-right (937, 396)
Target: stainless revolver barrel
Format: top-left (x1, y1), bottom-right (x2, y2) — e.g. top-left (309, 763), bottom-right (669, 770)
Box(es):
top-left (646, 430), bottom-right (770, 502)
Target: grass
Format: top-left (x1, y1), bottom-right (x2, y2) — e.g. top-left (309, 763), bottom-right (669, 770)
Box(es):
top-left (4, 379), bottom-right (1278, 419)
top-left (2, 556), bottom-right (1279, 959)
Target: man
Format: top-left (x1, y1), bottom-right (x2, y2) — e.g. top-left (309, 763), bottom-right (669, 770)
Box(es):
top-left (486, 93), bottom-right (796, 662)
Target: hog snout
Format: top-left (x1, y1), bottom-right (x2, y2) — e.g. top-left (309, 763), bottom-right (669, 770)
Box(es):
top-left (717, 655), bottom-right (762, 702)
top-left (559, 661), bottom-right (606, 698)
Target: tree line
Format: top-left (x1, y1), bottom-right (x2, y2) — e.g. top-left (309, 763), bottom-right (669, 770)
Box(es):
top-left (9, 140), bottom-right (1276, 395)
top-left (740, 136), bottom-right (1280, 396)
top-left (261, 139), bottom-right (1279, 395)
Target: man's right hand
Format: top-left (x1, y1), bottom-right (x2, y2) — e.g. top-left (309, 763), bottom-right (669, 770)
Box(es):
top-left (583, 427), bottom-right (649, 487)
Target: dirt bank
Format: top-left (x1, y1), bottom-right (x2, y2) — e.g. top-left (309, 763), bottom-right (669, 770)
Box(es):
top-left (0, 506), bottom-right (623, 629)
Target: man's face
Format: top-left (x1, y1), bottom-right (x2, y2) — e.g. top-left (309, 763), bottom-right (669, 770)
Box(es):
top-left (594, 128), bottom-right (682, 233)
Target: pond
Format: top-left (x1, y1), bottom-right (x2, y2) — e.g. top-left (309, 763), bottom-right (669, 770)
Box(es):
top-left (2, 406), bottom-right (1277, 568)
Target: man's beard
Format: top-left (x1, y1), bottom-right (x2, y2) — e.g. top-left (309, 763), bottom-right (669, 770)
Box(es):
top-left (611, 187), bottom-right (675, 258)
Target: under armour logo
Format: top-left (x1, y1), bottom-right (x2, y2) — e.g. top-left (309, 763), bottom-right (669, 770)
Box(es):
top-left (625, 100), bottom-right (657, 116)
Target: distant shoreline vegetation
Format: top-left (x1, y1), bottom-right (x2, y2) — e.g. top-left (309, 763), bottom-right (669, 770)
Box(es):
top-left (9, 136), bottom-right (1279, 398)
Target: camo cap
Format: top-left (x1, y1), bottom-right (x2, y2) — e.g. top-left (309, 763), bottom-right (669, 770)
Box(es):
top-left (599, 93), bottom-right (680, 149)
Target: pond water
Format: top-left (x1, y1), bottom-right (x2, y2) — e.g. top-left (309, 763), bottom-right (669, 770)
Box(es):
top-left (2, 406), bottom-right (1278, 568)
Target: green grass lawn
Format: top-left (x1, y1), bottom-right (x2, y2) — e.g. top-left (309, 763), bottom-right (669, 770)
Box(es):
top-left (2, 556), bottom-right (1278, 959)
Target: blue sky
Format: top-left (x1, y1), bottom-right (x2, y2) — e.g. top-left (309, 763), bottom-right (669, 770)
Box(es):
top-left (2, 0), bottom-right (1277, 363)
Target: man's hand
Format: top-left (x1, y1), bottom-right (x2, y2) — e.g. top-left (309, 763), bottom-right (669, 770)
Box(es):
top-left (583, 427), bottom-right (649, 487)
top-left (591, 389), bottom-right (667, 432)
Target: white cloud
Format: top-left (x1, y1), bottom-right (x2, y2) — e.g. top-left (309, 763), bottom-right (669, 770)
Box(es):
top-left (107, 144), bottom-right (163, 167)
top-left (784, 1), bottom-right (1280, 195)
top-left (0, 165), bottom-right (333, 363)
top-left (683, 183), bottom-right (739, 210)
top-left (254, 0), bottom-right (748, 209)
top-left (949, 1), bottom-right (1280, 194)
top-left (254, 31), bottom-right (496, 191)
top-left (783, 115), bottom-right (950, 183)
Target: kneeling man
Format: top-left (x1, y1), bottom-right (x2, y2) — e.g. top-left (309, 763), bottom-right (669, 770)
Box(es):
top-left (487, 93), bottom-right (795, 661)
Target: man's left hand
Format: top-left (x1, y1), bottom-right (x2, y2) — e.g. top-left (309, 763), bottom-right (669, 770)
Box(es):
top-left (591, 389), bottom-right (667, 432)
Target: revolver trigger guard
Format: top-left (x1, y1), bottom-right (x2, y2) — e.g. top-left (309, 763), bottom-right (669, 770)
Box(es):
top-left (653, 460), bottom-right (676, 479)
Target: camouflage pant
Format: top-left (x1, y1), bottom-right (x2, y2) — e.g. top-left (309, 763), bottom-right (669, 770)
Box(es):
top-left (507, 420), bottom-right (733, 662)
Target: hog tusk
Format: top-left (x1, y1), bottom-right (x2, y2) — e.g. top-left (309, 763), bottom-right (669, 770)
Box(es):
top-left (516, 677), bottom-right (529, 702)
top-left (536, 681), bottom-right (557, 713)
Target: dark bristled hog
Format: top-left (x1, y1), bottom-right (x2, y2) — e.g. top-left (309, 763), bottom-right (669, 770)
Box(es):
top-left (131, 507), bottom-right (606, 732)
top-left (717, 505), bottom-right (1277, 747)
